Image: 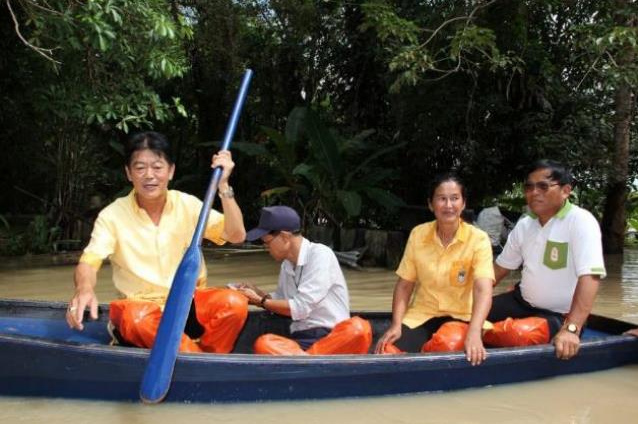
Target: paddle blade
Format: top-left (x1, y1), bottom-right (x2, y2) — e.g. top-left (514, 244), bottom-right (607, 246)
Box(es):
top-left (139, 245), bottom-right (202, 403)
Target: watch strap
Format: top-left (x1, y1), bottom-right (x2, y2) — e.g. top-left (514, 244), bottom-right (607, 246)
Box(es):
top-left (218, 186), bottom-right (235, 199)
top-left (260, 294), bottom-right (272, 308)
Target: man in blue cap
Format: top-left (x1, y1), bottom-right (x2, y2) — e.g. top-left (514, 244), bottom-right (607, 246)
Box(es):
top-left (236, 206), bottom-right (372, 355)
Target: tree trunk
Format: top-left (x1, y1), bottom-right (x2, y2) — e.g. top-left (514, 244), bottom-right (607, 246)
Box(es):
top-left (601, 1), bottom-right (636, 254)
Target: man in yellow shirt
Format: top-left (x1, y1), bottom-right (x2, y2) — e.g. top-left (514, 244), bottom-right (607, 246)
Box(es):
top-left (66, 131), bottom-right (248, 353)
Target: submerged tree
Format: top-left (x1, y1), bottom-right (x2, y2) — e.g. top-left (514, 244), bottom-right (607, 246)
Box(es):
top-left (593, 0), bottom-right (637, 254)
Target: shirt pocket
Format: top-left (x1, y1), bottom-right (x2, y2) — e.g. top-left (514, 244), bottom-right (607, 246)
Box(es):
top-left (543, 240), bottom-right (568, 270)
top-left (449, 260), bottom-right (472, 287)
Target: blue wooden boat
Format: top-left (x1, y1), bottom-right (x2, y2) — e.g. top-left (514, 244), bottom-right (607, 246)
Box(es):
top-left (0, 298), bottom-right (637, 403)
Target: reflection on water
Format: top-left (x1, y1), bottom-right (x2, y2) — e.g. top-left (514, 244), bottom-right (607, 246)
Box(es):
top-left (0, 249), bottom-right (637, 423)
top-left (590, 249), bottom-right (638, 322)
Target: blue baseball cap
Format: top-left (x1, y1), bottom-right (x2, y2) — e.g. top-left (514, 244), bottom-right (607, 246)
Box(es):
top-left (245, 206), bottom-right (301, 241)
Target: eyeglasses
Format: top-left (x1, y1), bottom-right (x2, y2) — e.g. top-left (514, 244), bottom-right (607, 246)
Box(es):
top-left (261, 231), bottom-right (281, 245)
top-left (523, 181), bottom-right (560, 193)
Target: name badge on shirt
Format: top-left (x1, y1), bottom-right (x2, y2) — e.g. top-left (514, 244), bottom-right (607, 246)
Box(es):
top-left (450, 261), bottom-right (468, 286)
top-left (458, 269), bottom-right (466, 284)
top-left (457, 266), bottom-right (467, 284)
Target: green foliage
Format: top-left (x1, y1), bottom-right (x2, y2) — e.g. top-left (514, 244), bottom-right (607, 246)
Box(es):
top-left (625, 191), bottom-right (638, 245)
top-left (0, 234), bottom-right (27, 257)
top-left (239, 106), bottom-right (405, 232)
top-left (484, 183), bottom-right (527, 214)
top-left (361, 1), bottom-right (521, 92)
top-left (360, 1), bottom-right (419, 44)
top-left (300, 107), bottom-right (406, 224)
top-left (0, 215), bottom-right (9, 232)
top-left (573, 8), bottom-right (638, 89)
top-left (626, 191), bottom-right (638, 222)
top-left (21, 0), bottom-right (193, 131)
top-left (353, 0), bottom-right (637, 213)
top-left (25, 215), bottom-right (61, 254)
top-left (0, 215), bottom-right (60, 256)
top-left (2, 0), bottom-right (194, 246)
top-left (2, 0), bottom-right (636, 254)
top-left (0, 215), bottom-right (23, 256)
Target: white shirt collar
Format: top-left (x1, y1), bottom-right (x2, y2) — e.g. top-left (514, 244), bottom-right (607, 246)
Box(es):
top-left (296, 237), bottom-right (310, 266)
top-left (282, 237), bottom-right (310, 274)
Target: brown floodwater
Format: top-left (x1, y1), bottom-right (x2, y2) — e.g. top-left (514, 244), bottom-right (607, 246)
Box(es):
top-left (0, 248), bottom-right (637, 423)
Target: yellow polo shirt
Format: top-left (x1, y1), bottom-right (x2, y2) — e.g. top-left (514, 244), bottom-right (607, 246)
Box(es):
top-left (397, 220), bottom-right (495, 328)
top-left (79, 190), bottom-right (225, 304)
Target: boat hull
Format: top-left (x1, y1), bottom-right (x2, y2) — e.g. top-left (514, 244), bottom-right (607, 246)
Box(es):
top-left (1, 299), bottom-right (637, 403)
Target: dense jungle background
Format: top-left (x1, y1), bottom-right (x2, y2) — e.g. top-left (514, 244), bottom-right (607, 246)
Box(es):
top-left (0, 0), bottom-right (636, 259)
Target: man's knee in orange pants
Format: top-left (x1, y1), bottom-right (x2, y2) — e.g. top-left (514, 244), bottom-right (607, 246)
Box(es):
top-left (422, 321), bottom-right (468, 352)
top-left (483, 317), bottom-right (549, 347)
top-left (194, 288), bottom-right (248, 353)
top-left (254, 317), bottom-right (373, 355)
top-left (253, 333), bottom-right (308, 355)
top-left (109, 299), bottom-right (202, 353)
top-left (380, 343), bottom-right (404, 354)
top-left (306, 316), bottom-right (372, 355)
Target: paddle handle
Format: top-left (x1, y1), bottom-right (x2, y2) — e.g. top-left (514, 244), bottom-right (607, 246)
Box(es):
top-left (192, 69), bottom-right (253, 246)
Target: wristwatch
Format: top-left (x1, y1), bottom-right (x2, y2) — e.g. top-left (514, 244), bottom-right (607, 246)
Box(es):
top-left (260, 294), bottom-right (272, 308)
top-left (565, 323), bottom-right (579, 335)
top-left (218, 186), bottom-right (235, 199)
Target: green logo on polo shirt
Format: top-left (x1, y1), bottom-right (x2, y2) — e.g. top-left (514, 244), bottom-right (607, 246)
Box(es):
top-left (543, 241), bottom-right (568, 270)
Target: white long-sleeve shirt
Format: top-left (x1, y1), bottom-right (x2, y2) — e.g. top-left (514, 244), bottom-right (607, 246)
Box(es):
top-left (271, 238), bottom-right (350, 333)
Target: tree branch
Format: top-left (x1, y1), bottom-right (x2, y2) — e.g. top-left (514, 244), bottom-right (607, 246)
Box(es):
top-left (24, 0), bottom-right (64, 16)
top-left (6, 0), bottom-right (61, 64)
top-left (419, 0), bottom-right (497, 49)
top-left (420, 15), bottom-right (469, 48)
top-left (575, 53), bottom-right (602, 90)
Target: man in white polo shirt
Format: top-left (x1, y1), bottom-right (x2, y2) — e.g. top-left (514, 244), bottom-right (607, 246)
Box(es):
top-left (487, 160), bottom-right (606, 360)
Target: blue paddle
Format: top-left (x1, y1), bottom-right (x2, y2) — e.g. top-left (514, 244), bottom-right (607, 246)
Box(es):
top-left (140, 69), bottom-right (253, 403)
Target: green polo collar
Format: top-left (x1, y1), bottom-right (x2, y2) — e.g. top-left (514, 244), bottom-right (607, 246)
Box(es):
top-left (527, 200), bottom-right (573, 220)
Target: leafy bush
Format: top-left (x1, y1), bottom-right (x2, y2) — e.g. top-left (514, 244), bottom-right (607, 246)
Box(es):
top-left (0, 215), bottom-right (60, 256)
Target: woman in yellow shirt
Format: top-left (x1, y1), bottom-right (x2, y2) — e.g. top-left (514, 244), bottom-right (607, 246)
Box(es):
top-left (65, 131), bottom-right (248, 353)
top-left (375, 173), bottom-right (494, 365)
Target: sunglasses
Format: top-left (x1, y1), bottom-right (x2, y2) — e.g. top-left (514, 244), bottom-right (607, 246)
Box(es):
top-left (523, 181), bottom-right (561, 193)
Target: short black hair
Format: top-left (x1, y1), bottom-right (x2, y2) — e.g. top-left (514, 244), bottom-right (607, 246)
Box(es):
top-left (125, 131), bottom-right (174, 166)
top-left (527, 159), bottom-right (573, 185)
top-left (428, 172), bottom-right (466, 202)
